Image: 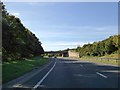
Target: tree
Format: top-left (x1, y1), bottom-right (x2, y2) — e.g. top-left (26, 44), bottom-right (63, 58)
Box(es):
top-left (75, 35), bottom-right (119, 57)
top-left (2, 2), bottom-right (44, 61)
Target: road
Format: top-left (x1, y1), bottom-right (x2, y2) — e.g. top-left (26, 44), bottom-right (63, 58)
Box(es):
top-left (3, 58), bottom-right (119, 89)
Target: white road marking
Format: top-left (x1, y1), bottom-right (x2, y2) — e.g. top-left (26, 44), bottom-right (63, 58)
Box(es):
top-left (32, 60), bottom-right (57, 90)
top-left (100, 70), bottom-right (120, 73)
top-left (73, 74), bottom-right (97, 78)
top-left (96, 72), bottom-right (107, 78)
top-left (80, 64), bottom-right (83, 67)
top-left (12, 60), bottom-right (53, 88)
top-left (13, 84), bottom-right (22, 88)
top-left (60, 61), bottom-right (81, 63)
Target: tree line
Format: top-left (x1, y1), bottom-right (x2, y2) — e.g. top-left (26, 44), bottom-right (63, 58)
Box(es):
top-left (76, 35), bottom-right (120, 57)
top-left (1, 3), bottom-right (44, 61)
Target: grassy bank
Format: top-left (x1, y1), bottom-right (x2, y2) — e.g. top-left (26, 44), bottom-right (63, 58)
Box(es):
top-left (80, 57), bottom-right (119, 65)
top-left (0, 52), bottom-right (2, 55)
top-left (2, 56), bottom-right (50, 83)
top-left (59, 54), bottom-right (119, 66)
top-left (0, 52), bottom-right (1, 85)
top-left (100, 54), bottom-right (119, 58)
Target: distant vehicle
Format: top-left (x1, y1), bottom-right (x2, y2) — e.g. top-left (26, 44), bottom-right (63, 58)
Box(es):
top-left (54, 56), bottom-right (57, 58)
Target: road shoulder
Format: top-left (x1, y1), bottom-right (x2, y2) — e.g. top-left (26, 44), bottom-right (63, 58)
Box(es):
top-left (3, 58), bottom-right (53, 88)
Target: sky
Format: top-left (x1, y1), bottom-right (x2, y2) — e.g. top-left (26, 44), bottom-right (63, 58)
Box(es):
top-left (4, 2), bottom-right (118, 51)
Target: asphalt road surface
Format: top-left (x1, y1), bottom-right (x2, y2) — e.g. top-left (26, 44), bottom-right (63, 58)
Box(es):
top-left (3, 58), bottom-right (119, 89)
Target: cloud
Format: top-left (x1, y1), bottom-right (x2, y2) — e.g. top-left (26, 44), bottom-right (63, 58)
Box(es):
top-left (10, 12), bottom-right (20, 17)
top-left (2, 0), bottom-right (119, 2)
top-left (27, 2), bottom-right (56, 6)
top-left (43, 41), bottom-right (93, 47)
top-left (34, 25), bottom-right (117, 38)
top-left (37, 25), bottom-right (117, 51)
top-left (8, 11), bottom-right (20, 17)
top-left (42, 41), bottom-right (93, 51)
top-left (27, 2), bottom-right (39, 5)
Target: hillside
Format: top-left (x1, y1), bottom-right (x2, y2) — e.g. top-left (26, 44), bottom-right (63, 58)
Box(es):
top-left (76, 35), bottom-right (120, 57)
top-left (2, 3), bottom-right (44, 61)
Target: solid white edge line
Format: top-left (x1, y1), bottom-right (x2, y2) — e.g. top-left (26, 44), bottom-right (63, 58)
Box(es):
top-left (32, 59), bottom-right (57, 90)
top-left (96, 72), bottom-right (107, 78)
top-left (12, 60), bottom-right (53, 88)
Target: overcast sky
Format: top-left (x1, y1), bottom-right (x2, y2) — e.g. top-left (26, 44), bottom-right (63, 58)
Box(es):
top-left (4, 2), bottom-right (118, 51)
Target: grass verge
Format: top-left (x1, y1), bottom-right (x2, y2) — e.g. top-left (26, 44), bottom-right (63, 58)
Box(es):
top-left (0, 52), bottom-right (2, 55)
top-left (80, 57), bottom-right (119, 66)
top-left (2, 56), bottom-right (50, 83)
top-left (59, 54), bottom-right (119, 66)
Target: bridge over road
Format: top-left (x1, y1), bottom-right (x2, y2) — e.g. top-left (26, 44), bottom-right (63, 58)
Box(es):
top-left (44, 49), bottom-right (79, 58)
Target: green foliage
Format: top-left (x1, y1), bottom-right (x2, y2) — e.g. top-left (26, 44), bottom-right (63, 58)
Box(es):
top-left (2, 57), bottom-right (50, 83)
top-left (1, 3), bottom-right (44, 61)
top-left (76, 35), bottom-right (119, 57)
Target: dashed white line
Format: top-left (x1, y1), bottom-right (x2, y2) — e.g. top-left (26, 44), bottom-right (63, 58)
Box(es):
top-left (96, 72), bottom-right (107, 78)
top-left (32, 60), bottom-right (57, 90)
top-left (80, 64), bottom-right (83, 67)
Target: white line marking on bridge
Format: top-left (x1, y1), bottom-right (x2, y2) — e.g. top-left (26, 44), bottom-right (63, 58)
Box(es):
top-left (32, 59), bottom-right (57, 90)
top-left (96, 72), bottom-right (107, 78)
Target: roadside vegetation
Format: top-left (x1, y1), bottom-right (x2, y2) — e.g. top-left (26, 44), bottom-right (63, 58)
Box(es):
top-left (2, 57), bottom-right (50, 83)
top-left (60, 54), bottom-right (119, 65)
top-left (2, 2), bottom-right (44, 61)
top-left (46, 35), bottom-right (119, 59)
top-left (76, 35), bottom-right (120, 57)
top-left (49, 35), bottom-right (119, 65)
top-left (100, 53), bottom-right (118, 58)
top-left (1, 2), bottom-right (120, 84)
top-left (75, 35), bottom-right (119, 65)
top-left (80, 54), bottom-right (119, 65)
top-left (1, 2), bottom-right (48, 84)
